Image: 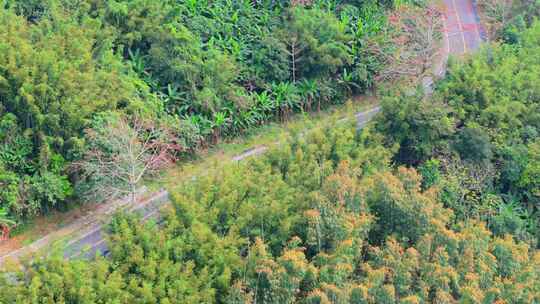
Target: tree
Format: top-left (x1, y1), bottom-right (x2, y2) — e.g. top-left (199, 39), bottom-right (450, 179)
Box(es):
top-left (0, 6), bottom-right (145, 220)
top-left (297, 79), bottom-right (318, 112)
top-left (438, 156), bottom-right (497, 222)
top-left (418, 158), bottom-right (441, 189)
top-left (454, 126), bottom-right (493, 164)
top-left (211, 111), bottom-right (230, 143)
top-left (478, 0), bottom-right (540, 43)
top-left (284, 34), bottom-right (303, 84)
top-left (3, 116), bottom-right (540, 303)
top-left (375, 89), bottom-right (455, 165)
top-left (0, 162), bottom-right (20, 218)
top-left (279, 7), bottom-right (352, 82)
top-left (477, 0), bottom-right (519, 39)
top-left (271, 82), bottom-right (299, 121)
top-left (372, 4), bottom-right (443, 82)
top-left (365, 167), bottom-right (452, 244)
top-left (75, 114), bottom-right (179, 203)
top-left (520, 140), bottom-right (540, 206)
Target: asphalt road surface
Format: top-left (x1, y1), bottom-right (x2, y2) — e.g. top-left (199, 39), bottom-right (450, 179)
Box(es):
top-left (1, 106), bottom-right (380, 263)
top-left (443, 0), bottom-right (486, 54)
top-left (64, 190), bottom-right (170, 259)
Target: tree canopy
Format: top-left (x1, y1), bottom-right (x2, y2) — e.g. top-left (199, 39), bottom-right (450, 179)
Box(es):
top-left (0, 0), bottom-right (405, 226)
top-left (1, 0), bottom-right (539, 303)
top-left (2, 109), bottom-right (539, 303)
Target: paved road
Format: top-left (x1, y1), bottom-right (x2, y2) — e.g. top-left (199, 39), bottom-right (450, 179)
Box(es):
top-left (63, 190), bottom-right (170, 259)
top-left (231, 106), bottom-right (381, 162)
top-left (424, 0), bottom-right (486, 93)
top-left (0, 105), bottom-right (381, 264)
top-left (443, 0), bottom-right (486, 55)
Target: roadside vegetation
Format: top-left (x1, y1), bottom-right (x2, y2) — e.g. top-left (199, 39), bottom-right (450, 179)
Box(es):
top-left (1, 12), bottom-right (540, 303)
top-left (477, 0), bottom-right (539, 40)
top-left (0, 0), bottom-right (438, 236)
top-left (1, 0), bottom-right (539, 302)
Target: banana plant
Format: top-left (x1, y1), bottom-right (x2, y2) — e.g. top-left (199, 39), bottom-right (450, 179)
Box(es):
top-left (183, 0), bottom-right (202, 15)
top-left (127, 48), bottom-right (163, 92)
top-left (487, 199), bottom-right (532, 238)
top-left (248, 108), bottom-right (265, 126)
top-left (128, 48), bottom-right (146, 75)
top-left (161, 84), bottom-right (190, 115)
top-left (271, 82), bottom-right (299, 122)
top-left (185, 114), bottom-right (213, 147)
top-left (227, 37), bottom-right (243, 60)
top-left (317, 79), bottom-right (336, 111)
top-left (360, 3), bottom-right (387, 37)
top-left (298, 79), bottom-right (318, 112)
top-left (337, 68), bottom-right (361, 96)
top-left (253, 91), bottom-right (274, 122)
top-left (237, 109), bottom-right (259, 133)
top-left (211, 111), bottom-right (230, 143)
top-left (313, 0), bottom-right (342, 12)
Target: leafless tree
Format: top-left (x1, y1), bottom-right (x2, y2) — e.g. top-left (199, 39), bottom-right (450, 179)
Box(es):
top-left (282, 32), bottom-right (305, 84)
top-left (371, 4), bottom-right (443, 82)
top-left (74, 115), bottom-right (180, 204)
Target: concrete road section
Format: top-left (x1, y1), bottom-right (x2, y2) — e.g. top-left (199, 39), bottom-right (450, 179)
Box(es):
top-left (426, 0), bottom-right (486, 93)
top-left (443, 0), bottom-right (486, 55)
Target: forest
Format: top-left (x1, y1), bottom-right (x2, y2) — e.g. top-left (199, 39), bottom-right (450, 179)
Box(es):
top-left (0, 0), bottom-right (436, 227)
top-left (1, 0), bottom-right (540, 302)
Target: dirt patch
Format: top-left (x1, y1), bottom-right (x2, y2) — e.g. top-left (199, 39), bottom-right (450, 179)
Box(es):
top-left (0, 205), bottom-right (95, 256)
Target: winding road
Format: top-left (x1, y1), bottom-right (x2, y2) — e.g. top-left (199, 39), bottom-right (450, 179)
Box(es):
top-left (0, 0), bottom-right (486, 265)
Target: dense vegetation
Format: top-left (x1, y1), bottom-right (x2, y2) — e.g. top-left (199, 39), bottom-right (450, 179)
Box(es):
top-left (1, 18), bottom-right (540, 302)
top-left (0, 0), bottom-right (409, 227)
top-left (378, 21), bottom-right (540, 243)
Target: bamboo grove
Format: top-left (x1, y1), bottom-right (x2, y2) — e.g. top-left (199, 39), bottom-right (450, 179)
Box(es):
top-left (0, 0), bottom-right (435, 227)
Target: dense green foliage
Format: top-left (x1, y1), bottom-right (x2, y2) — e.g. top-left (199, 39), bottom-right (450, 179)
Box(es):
top-left (2, 21), bottom-right (540, 300)
top-left (2, 107), bottom-right (540, 302)
top-left (378, 21), bottom-right (540, 243)
top-left (0, 5), bottom-right (141, 218)
top-left (1, 1), bottom-right (539, 303)
top-left (0, 0), bottom-right (395, 224)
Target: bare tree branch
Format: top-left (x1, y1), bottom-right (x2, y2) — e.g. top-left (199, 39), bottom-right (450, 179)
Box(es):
top-left (73, 115), bottom-right (180, 204)
top-left (370, 4), bottom-right (443, 83)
